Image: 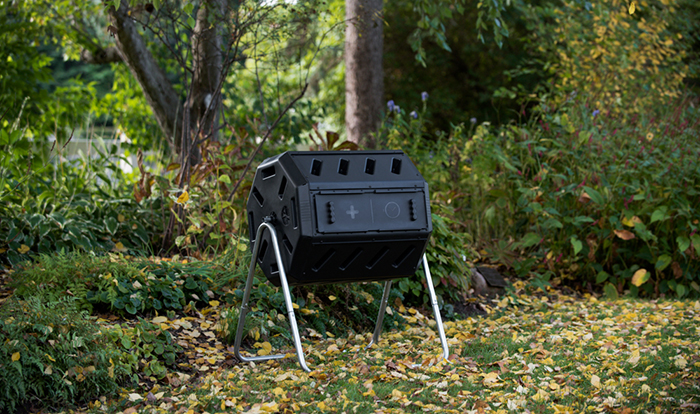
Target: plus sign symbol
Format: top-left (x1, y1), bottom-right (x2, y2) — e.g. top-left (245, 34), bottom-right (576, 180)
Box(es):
top-left (346, 205), bottom-right (359, 219)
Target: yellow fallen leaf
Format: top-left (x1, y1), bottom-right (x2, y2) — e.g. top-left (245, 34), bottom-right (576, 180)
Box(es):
top-left (45, 365), bottom-right (52, 375)
top-left (117, 214), bottom-right (125, 222)
top-left (272, 387), bottom-right (285, 397)
top-left (128, 393), bottom-right (143, 402)
top-left (209, 300), bottom-right (220, 308)
top-left (317, 402), bottom-right (326, 410)
top-left (591, 374), bottom-right (601, 388)
top-left (114, 242), bottom-right (127, 252)
top-left (328, 295), bottom-right (337, 301)
top-left (628, 349), bottom-right (641, 365)
top-left (176, 190), bottom-right (189, 204)
top-left (18, 244), bottom-right (30, 254)
top-left (11, 352), bottom-right (20, 362)
top-left (257, 341), bottom-right (272, 356)
top-left (629, 1), bottom-right (636, 14)
top-left (675, 357), bottom-right (688, 369)
top-left (152, 316), bottom-right (168, 324)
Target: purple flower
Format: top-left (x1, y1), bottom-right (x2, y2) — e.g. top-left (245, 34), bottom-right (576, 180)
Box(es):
top-left (470, 117), bottom-right (477, 124)
top-left (387, 100), bottom-right (395, 112)
top-left (394, 105), bottom-right (401, 114)
top-left (592, 109), bottom-right (600, 118)
top-left (421, 91), bottom-right (429, 101)
top-left (410, 110), bottom-right (418, 119)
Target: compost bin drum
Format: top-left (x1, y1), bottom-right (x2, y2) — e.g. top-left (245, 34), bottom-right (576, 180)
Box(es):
top-left (246, 150), bottom-right (432, 287)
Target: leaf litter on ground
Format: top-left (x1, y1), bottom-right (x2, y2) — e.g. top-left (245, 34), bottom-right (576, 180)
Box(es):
top-left (86, 281), bottom-right (699, 414)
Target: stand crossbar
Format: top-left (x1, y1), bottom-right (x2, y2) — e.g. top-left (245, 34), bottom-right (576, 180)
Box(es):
top-left (233, 222), bottom-right (449, 372)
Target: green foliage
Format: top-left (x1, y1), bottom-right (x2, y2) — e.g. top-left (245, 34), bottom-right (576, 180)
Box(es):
top-left (102, 317), bottom-right (180, 381)
top-left (460, 95), bottom-right (700, 297)
top-left (0, 133), bottom-right (162, 267)
top-left (0, 295), bottom-right (128, 413)
top-left (508, 0), bottom-right (699, 116)
top-left (10, 252), bottom-right (218, 315)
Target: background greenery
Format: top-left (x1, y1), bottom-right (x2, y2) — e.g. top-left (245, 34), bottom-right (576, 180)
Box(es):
top-left (1, 0), bottom-right (699, 410)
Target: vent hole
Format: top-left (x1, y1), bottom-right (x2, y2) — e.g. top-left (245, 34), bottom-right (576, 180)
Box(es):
top-left (257, 240), bottom-right (269, 264)
top-left (312, 249), bottom-right (335, 272)
top-left (364, 158), bottom-right (376, 175)
top-left (366, 247), bottom-right (389, 270)
top-left (392, 246), bottom-right (416, 268)
top-left (339, 248), bottom-right (363, 271)
top-left (338, 158), bottom-right (349, 175)
top-left (277, 176), bottom-right (287, 199)
top-left (270, 262), bottom-right (279, 275)
top-left (248, 212), bottom-right (256, 242)
top-left (282, 234), bottom-right (293, 254)
top-left (261, 166), bottom-right (276, 179)
top-left (291, 197), bottom-right (298, 229)
top-left (252, 186), bottom-right (265, 207)
top-left (391, 158), bottom-right (402, 174)
top-left (310, 159), bottom-right (322, 176)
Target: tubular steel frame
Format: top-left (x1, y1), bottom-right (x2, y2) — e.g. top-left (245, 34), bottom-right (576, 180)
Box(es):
top-left (233, 221), bottom-right (450, 372)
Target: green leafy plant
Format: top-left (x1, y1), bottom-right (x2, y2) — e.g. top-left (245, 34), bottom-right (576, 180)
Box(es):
top-left (460, 94), bottom-right (700, 297)
top-left (10, 252), bottom-right (218, 315)
top-left (0, 295), bottom-right (128, 413)
top-left (102, 317), bottom-right (180, 381)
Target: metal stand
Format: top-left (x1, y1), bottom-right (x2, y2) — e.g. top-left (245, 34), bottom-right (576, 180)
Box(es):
top-left (234, 222), bottom-right (450, 372)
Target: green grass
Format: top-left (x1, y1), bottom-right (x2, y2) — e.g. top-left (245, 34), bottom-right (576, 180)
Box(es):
top-left (67, 281), bottom-right (700, 414)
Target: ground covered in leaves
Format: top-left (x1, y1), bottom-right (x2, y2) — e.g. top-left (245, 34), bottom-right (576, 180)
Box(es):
top-left (83, 281), bottom-right (700, 414)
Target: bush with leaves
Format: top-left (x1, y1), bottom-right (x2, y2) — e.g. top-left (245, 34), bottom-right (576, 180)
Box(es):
top-left (10, 252), bottom-right (217, 315)
top-left (0, 119), bottom-right (163, 267)
top-left (0, 295), bottom-right (129, 413)
top-left (101, 317), bottom-right (180, 382)
top-left (460, 94), bottom-right (700, 297)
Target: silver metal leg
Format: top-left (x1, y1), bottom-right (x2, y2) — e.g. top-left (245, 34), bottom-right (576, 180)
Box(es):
top-left (364, 255), bottom-right (450, 362)
top-left (365, 280), bottom-right (393, 349)
top-left (233, 222), bottom-right (310, 372)
top-left (422, 254), bottom-right (450, 361)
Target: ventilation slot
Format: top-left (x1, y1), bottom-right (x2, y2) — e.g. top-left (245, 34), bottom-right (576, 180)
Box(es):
top-left (338, 158), bottom-right (349, 175)
top-left (248, 212), bottom-right (256, 242)
top-left (392, 246), bottom-right (415, 268)
top-left (312, 249), bottom-right (335, 272)
top-left (261, 166), bottom-right (276, 179)
top-left (339, 248), bottom-right (363, 271)
top-left (277, 176), bottom-right (287, 199)
top-left (252, 186), bottom-right (264, 207)
top-left (310, 159), bottom-right (322, 176)
top-left (366, 247), bottom-right (389, 270)
top-left (257, 240), bottom-right (269, 264)
top-left (282, 234), bottom-right (293, 254)
top-left (391, 157), bottom-right (402, 174)
top-left (364, 158), bottom-right (376, 175)
top-left (270, 262), bottom-right (279, 275)
top-left (291, 197), bottom-right (298, 228)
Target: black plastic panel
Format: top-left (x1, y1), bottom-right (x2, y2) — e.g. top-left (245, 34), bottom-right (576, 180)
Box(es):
top-left (246, 150), bottom-right (432, 287)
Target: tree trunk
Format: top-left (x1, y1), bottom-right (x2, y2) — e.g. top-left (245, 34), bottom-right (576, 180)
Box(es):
top-left (345, 0), bottom-right (384, 148)
top-left (107, 0), bottom-right (182, 152)
top-left (187, 0), bottom-right (225, 153)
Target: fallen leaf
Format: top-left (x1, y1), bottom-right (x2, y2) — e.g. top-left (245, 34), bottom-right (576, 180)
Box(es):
top-left (591, 374), bottom-right (601, 388)
top-left (11, 352), bottom-right (20, 362)
top-left (614, 229), bottom-right (635, 240)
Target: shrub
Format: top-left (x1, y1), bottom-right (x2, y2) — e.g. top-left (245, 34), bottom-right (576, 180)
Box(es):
top-left (0, 122), bottom-right (163, 267)
top-left (461, 95), bottom-right (700, 297)
top-left (510, 0), bottom-right (698, 117)
top-left (10, 252), bottom-right (217, 315)
top-left (0, 295), bottom-right (128, 413)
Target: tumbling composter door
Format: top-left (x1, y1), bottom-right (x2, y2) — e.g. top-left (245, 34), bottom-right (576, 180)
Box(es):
top-left (246, 150), bottom-right (432, 286)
